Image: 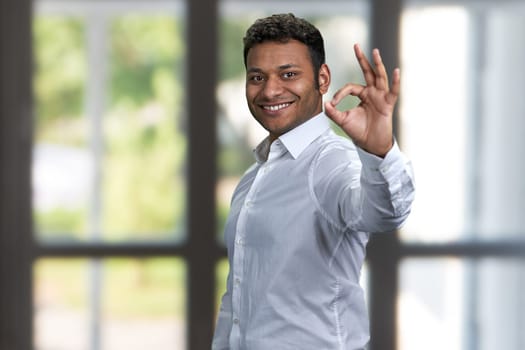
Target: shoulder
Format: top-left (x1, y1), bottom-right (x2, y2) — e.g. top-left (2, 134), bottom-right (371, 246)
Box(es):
top-left (229, 162), bottom-right (259, 201)
top-left (312, 130), bottom-right (360, 170)
top-left (306, 130), bottom-right (363, 196)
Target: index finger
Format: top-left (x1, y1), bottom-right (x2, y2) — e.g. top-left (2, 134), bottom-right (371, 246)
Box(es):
top-left (330, 82), bottom-right (365, 106)
top-left (354, 44), bottom-right (376, 87)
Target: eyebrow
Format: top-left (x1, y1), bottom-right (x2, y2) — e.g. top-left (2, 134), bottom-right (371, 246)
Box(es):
top-left (246, 63), bottom-right (300, 74)
top-left (278, 64), bottom-right (299, 70)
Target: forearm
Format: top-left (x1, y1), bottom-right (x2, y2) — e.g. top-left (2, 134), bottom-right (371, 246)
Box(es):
top-left (355, 141), bottom-right (415, 232)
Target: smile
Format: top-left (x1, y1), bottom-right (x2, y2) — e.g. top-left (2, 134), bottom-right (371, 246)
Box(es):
top-left (262, 103), bottom-right (291, 112)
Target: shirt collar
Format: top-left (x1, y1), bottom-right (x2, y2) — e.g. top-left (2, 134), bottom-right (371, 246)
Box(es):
top-left (254, 112), bottom-right (331, 163)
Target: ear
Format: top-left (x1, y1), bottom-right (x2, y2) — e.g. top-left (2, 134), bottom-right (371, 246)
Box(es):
top-left (318, 64), bottom-right (331, 94)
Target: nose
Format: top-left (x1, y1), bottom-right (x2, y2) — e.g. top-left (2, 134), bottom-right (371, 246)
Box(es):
top-left (260, 75), bottom-right (283, 99)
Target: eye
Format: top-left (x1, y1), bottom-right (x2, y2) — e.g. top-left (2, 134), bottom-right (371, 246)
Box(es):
top-left (282, 71), bottom-right (297, 79)
top-left (248, 74), bottom-right (264, 82)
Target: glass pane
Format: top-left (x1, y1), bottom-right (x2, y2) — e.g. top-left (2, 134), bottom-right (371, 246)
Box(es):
top-left (399, 258), bottom-right (525, 350)
top-left (34, 258), bottom-right (186, 350)
top-left (32, 15), bottom-right (90, 240)
top-left (33, 4), bottom-right (186, 243)
top-left (103, 14), bottom-right (186, 241)
top-left (400, 3), bottom-right (525, 242)
top-left (398, 258), bottom-right (465, 350)
top-left (34, 259), bottom-right (90, 350)
top-left (101, 258), bottom-right (186, 350)
top-left (216, 1), bottom-right (370, 241)
top-left (476, 259), bottom-right (525, 350)
top-left (215, 258), bottom-right (229, 317)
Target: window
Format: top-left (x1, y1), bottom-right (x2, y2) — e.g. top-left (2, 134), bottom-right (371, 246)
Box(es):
top-left (398, 2), bottom-right (525, 349)
top-left (32, 1), bottom-right (189, 349)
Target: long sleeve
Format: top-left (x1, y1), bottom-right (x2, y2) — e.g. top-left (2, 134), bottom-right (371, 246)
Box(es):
top-left (312, 139), bottom-right (415, 233)
top-left (355, 141), bottom-right (415, 231)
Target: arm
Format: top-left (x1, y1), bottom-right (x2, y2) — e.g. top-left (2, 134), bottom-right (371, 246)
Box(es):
top-left (354, 141), bottom-right (415, 232)
top-left (317, 44), bottom-right (413, 232)
top-left (311, 139), bottom-right (414, 233)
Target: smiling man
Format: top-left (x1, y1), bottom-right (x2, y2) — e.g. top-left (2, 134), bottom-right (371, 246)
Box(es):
top-left (245, 39), bottom-right (329, 142)
top-left (212, 13), bottom-right (415, 350)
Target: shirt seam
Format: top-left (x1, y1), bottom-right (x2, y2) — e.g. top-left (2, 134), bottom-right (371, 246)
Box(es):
top-left (308, 138), bottom-right (349, 349)
top-left (332, 278), bottom-right (344, 350)
top-left (307, 137), bottom-right (348, 233)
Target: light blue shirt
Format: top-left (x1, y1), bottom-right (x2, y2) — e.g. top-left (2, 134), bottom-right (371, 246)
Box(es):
top-left (212, 113), bottom-right (415, 350)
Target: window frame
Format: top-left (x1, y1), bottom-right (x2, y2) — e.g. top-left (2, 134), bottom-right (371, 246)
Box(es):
top-left (29, 0), bottom-right (222, 348)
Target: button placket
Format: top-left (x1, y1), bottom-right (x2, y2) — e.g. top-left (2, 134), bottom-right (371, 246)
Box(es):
top-left (229, 162), bottom-right (268, 341)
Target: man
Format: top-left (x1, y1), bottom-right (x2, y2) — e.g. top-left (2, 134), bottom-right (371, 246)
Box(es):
top-left (212, 13), bottom-right (415, 350)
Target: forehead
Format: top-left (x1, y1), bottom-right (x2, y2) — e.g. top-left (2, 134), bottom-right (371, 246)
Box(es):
top-left (246, 40), bottom-right (312, 69)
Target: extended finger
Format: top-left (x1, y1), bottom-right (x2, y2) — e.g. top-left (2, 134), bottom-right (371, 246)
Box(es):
top-left (386, 68), bottom-right (401, 105)
top-left (330, 83), bottom-right (366, 106)
top-left (354, 44), bottom-right (375, 87)
top-left (373, 48), bottom-right (389, 91)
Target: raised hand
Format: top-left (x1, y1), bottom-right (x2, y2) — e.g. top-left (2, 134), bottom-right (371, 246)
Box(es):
top-left (324, 44), bottom-right (400, 158)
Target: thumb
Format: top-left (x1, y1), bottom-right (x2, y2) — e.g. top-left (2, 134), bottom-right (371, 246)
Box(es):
top-left (324, 100), bottom-right (342, 124)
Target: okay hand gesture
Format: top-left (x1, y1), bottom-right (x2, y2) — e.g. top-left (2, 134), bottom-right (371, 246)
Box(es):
top-left (324, 44), bottom-right (400, 158)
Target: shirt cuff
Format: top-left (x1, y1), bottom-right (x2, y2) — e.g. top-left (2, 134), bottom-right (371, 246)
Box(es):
top-left (357, 140), bottom-right (405, 183)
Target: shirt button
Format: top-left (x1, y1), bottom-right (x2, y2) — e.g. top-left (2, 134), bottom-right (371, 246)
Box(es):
top-left (235, 278), bottom-right (240, 285)
top-left (233, 318), bottom-right (239, 324)
top-left (245, 200), bottom-right (252, 207)
top-left (236, 237), bottom-right (243, 245)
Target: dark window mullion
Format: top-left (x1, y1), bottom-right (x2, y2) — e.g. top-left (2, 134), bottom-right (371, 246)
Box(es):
top-left (401, 241), bottom-right (525, 258)
top-left (186, 0), bottom-right (220, 349)
top-left (34, 242), bottom-right (188, 257)
top-left (0, 0), bottom-right (33, 348)
top-left (368, 0), bottom-right (402, 350)
top-left (368, 0), bottom-right (402, 349)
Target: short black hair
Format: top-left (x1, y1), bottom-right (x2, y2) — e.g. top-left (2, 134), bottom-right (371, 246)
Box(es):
top-left (243, 13), bottom-right (325, 80)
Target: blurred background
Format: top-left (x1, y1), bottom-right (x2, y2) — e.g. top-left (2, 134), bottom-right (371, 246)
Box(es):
top-left (1, 0), bottom-right (524, 349)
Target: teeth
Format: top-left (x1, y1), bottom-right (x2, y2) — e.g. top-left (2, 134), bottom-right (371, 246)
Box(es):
top-left (264, 103), bottom-right (290, 111)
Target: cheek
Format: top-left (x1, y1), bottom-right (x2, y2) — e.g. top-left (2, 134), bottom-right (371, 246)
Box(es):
top-left (294, 82), bottom-right (315, 97)
top-left (245, 87), bottom-right (258, 103)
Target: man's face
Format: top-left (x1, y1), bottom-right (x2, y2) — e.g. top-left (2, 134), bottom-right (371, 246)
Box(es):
top-left (245, 40), bottom-right (330, 141)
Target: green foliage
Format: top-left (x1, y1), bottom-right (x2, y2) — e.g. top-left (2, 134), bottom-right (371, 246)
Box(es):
top-left (215, 259), bottom-right (229, 315)
top-left (110, 15), bottom-right (184, 110)
top-left (34, 14), bottom-right (187, 241)
top-left (219, 18), bottom-right (252, 81)
top-left (218, 143), bottom-right (253, 177)
top-left (102, 107), bottom-right (186, 238)
top-left (35, 258), bottom-right (186, 318)
top-left (34, 208), bottom-right (86, 240)
top-left (102, 15), bottom-right (186, 238)
top-left (33, 17), bottom-right (86, 124)
top-left (103, 258), bottom-right (186, 317)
